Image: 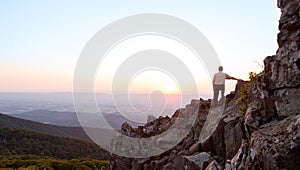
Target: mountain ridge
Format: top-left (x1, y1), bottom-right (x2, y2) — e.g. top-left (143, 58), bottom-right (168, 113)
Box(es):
top-left (0, 113), bottom-right (91, 141)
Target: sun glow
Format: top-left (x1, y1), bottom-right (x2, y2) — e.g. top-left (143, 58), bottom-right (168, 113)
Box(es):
top-left (163, 84), bottom-right (177, 94)
top-left (127, 70), bottom-right (179, 94)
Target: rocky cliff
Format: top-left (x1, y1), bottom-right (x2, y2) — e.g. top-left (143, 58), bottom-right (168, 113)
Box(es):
top-left (109, 0), bottom-right (300, 169)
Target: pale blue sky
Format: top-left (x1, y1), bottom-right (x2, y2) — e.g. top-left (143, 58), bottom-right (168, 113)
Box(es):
top-left (0, 0), bottom-right (280, 92)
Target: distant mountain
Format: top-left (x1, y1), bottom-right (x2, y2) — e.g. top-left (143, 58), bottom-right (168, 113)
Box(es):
top-left (0, 127), bottom-right (108, 160)
top-left (103, 112), bottom-right (144, 130)
top-left (0, 113), bottom-right (91, 141)
top-left (10, 110), bottom-right (143, 129)
top-left (0, 92), bottom-right (111, 103)
top-left (11, 110), bottom-right (82, 127)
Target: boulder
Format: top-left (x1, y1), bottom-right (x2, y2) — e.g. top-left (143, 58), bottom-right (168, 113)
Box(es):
top-left (121, 122), bottom-right (136, 137)
top-left (183, 152), bottom-right (214, 170)
top-left (147, 114), bottom-right (156, 123)
top-left (205, 160), bottom-right (222, 170)
top-left (273, 88), bottom-right (300, 118)
top-left (173, 156), bottom-right (185, 170)
top-left (188, 141), bottom-right (200, 155)
top-left (224, 121), bottom-right (244, 159)
top-left (201, 119), bottom-right (226, 160)
top-left (244, 101), bottom-right (263, 130)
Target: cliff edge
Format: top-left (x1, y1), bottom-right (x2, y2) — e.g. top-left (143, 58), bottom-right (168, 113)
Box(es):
top-left (109, 0), bottom-right (300, 169)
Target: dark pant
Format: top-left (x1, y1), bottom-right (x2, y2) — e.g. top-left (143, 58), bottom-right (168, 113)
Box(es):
top-left (213, 84), bottom-right (225, 104)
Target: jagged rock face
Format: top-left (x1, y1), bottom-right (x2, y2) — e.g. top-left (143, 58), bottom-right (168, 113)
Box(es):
top-left (230, 139), bottom-right (248, 170)
top-left (267, 0), bottom-right (300, 90)
top-left (109, 78), bottom-right (251, 169)
top-left (224, 121), bottom-right (244, 159)
top-left (229, 115), bottom-right (300, 170)
top-left (263, 0), bottom-right (300, 118)
top-left (232, 1), bottom-right (300, 169)
top-left (109, 0), bottom-right (300, 169)
top-left (239, 1), bottom-right (300, 169)
top-left (245, 115), bottom-right (300, 169)
top-left (246, 0), bottom-right (300, 125)
top-left (109, 99), bottom-right (213, 170)
top-left (200, 119), bottom-right (226, 161)
top-left (109, 93), bottom-right (247, 170)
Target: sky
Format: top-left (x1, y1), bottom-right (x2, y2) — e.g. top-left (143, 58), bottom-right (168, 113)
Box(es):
top-left (0, 0), bottom-right (280, 96)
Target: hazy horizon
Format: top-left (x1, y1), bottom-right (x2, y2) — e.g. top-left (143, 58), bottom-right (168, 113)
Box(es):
top-left (0, 1), bottom-right (280, 95)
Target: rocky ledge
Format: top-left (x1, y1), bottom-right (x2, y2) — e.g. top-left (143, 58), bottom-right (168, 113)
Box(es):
top-left (109, 0), bottom-right (300, 169)
top-left (109, 84), bottom-right (299, 169)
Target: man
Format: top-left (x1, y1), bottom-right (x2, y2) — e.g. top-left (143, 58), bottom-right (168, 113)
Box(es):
top-left (212, 66), bottom-right (237, 105)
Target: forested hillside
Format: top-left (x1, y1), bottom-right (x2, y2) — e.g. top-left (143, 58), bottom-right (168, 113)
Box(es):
top-left (0, 113), bottom-right (90, 141)
top-left (0, 127), bottom-right (108, 160)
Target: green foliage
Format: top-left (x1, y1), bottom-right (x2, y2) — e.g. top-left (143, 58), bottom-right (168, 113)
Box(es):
top-left (236, 83), bottom-right (251, 116)
top-left (0, 157), bottom-right (109, 170)
top-left (249, 72), bottom-right (257, 82)
top-left (0, 115), bottom-right (110, 170)
top-left (236, 72), bottom-right (258, 116)
top-left (0, 128), bottom-right (108, 160)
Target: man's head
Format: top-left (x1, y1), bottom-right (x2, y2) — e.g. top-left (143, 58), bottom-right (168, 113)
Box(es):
top-left (218, 66), bottom-right (223, 71)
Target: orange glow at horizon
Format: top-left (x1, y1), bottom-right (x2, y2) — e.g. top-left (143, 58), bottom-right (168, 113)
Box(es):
top-left (163, 84), bottom-right (177, 94)
top-left (127, 70), bottom-right (180, 95)
top-left (1, 65), bottom-right (237, 96)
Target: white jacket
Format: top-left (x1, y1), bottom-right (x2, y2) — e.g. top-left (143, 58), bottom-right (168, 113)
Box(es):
top-left (213, 71), bottom-right (231, 85)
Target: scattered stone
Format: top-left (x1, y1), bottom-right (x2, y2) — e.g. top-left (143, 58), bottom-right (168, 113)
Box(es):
top-left (147, 114), bottom-right (156, 123)
top-left (188, 141), bottom-right (200, 155)
top-left (205, 160), bottom-right (222, 170)
top-left (183, 152), bottom-right (213, 170)
top-left (231, 139), bottom-right (248, 170)
top-left (245, 115), bottom-right (300, 169)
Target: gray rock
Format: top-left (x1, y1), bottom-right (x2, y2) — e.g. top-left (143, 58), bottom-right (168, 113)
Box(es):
top-left (244, 101), bottom-right (263, 130)
top-left (231, 139), bottom-right (248, 170)
top-left (245, 115), bottom-right (300, 169)
top-left (147, 114), bottom-right (156, 123)
top-left (205, 160), bottom-right (222, 170)
top-left (183, 152), bottom-right (214, 170)
top-left (109, 4), bottom-right (300, 165)
top-left (162, 162), bottom-right (173, 170)
top-left (189, 141), bottom-right (200, 155)
top-left (224, 121), bottom-right (243, 159)
top-left (273, 88), bottom-right (300, 118)
top-left (173, 156), bottom-right (185, 170)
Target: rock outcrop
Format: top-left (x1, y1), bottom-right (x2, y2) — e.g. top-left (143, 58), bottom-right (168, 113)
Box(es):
top-left (109, 84), bottom-right (247, 169)
top-left (245, 115), bottom-right (300, 169)
top-left (109, 98), bottom-right (212, 170)
top-left (109, 0), bottom-right (300, 169)
top-left (262, 0), bottom-right (300, 119)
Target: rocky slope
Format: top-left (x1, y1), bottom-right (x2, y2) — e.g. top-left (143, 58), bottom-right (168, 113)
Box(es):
top-left (109, 0), bottom-right (300, 169)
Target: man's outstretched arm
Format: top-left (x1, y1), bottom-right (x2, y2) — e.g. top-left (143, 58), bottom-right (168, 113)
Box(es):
top-left (225, 74), bottom-right (238, 80)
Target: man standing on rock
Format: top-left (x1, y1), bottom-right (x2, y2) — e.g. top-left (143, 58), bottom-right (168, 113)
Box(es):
top-left (212, 66), bottom-right (238, 105)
